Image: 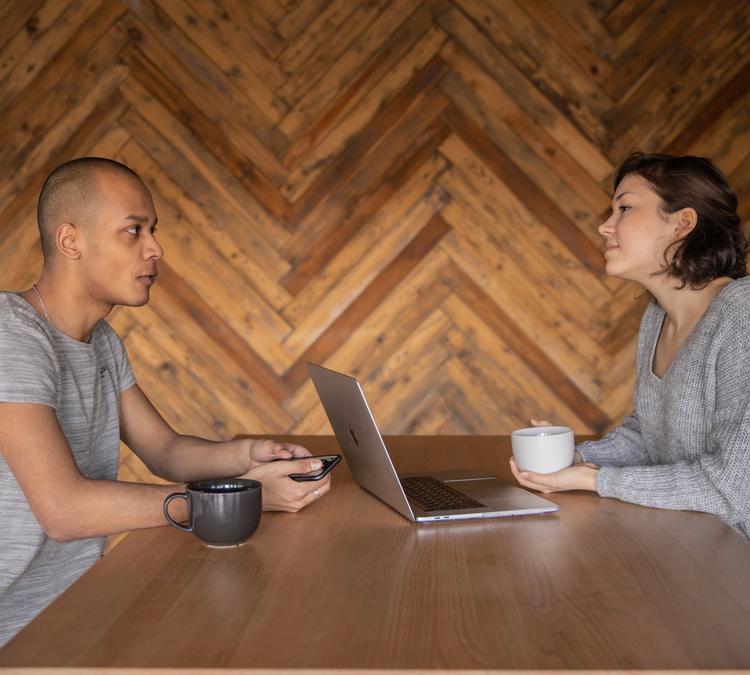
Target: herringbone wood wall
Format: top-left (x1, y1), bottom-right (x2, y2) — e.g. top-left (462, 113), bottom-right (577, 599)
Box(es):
top-left (1, 0), bottom-right (749, 487)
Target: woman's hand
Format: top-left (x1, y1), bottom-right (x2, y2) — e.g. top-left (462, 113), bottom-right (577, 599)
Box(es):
top-left (509, 456), bottom-right (598, 494)
top-left (242, 456), bottom-right (332, 512)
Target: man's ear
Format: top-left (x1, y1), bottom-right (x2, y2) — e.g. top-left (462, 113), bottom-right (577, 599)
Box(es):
top-left (674, 207), bottom-right (697, 240)
top-left (56, 223), bottom-right (81, 260)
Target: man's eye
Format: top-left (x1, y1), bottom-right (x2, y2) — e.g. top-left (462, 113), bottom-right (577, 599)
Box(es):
top-left (127, 225), bottom-right (139, 235)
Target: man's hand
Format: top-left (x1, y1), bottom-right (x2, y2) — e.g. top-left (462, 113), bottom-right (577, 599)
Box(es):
top-left (244, 439), bottom-right (312, 468)
top-left (242, 457), bottom-right (332, 512)
top-left (509, 456), bottom-right (598, 494)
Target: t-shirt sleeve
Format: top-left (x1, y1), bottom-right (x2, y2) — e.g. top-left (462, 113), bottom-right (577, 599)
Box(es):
top-left (0, 315), bottom-right (58, 408)
top-left (101, 322), bottom-right (136, 393)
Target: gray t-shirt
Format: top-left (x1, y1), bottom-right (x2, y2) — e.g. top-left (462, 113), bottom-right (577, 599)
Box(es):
top-left (0, 292), bottom-right (135, 647)
top-left (578, 277), bottom-right (750, 539)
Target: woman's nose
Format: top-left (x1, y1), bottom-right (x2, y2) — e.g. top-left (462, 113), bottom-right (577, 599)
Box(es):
top-left (598, 214), bottom-right (614, 237)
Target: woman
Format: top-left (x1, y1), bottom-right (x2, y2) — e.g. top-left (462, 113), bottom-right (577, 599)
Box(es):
top-left (509, 151), bottom-right (750, 539)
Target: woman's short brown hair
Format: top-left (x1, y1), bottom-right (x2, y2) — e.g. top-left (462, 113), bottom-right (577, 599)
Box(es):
top-left (614, 151), bottom-right (747, 288)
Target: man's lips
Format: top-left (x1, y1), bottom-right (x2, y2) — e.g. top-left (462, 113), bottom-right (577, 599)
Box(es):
top-left (137, 273), bottom-right (158, 286)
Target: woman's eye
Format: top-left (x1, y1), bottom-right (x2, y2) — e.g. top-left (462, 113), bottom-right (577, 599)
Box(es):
top-left (619, 205), bottom-right (631, 213)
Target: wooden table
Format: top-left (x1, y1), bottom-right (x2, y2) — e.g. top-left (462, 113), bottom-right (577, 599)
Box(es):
top-left (2, 435), bottom-right (750, 672)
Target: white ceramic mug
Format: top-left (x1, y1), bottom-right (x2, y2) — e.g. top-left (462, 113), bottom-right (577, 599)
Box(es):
top-left (511, 426), bottom-right (575, 474)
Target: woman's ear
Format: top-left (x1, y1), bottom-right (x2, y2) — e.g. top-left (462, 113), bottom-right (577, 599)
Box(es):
top-left (674, 207), bottom-right (697, 240)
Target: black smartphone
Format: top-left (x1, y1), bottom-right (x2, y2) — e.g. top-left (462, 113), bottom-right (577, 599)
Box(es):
top-left (288, 454), bottom-right (342, 482)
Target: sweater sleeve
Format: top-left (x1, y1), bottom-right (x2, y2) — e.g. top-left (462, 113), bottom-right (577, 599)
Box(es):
top-left (577, 413), bottom-right (650, 467)
top-left (595, 323), bottom-right (750, 527)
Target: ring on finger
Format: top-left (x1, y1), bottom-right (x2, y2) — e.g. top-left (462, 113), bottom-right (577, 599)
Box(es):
top-left (313, 488), bottom-right (321, 499)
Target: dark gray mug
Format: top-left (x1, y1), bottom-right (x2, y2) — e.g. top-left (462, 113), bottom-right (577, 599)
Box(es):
top-left (163, 479), bottom-right (262, 547)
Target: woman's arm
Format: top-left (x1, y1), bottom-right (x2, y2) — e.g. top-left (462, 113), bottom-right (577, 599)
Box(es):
top-left (577, 413), bottom-right (651, 467)
top-left (595, 331), bottom-right (750, 525)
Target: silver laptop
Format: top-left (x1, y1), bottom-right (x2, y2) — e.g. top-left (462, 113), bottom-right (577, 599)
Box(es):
top-left (307, 363), bottom-right (559, 523)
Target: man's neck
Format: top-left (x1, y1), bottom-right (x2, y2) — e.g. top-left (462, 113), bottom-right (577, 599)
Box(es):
top-left (26, 273), bottom-right (113, 343)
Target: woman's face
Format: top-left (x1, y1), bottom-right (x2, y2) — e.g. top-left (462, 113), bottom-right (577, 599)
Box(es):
top-left (598, 173), bottom-right (683, 284)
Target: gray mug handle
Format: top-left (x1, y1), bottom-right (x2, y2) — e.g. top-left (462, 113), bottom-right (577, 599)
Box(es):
top-left (163, 492), bottom-right (192, 532)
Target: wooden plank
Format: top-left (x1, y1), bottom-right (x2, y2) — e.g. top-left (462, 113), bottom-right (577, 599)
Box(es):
top-left (438, 134), bottom-right (612, 314)
top-left (281, 6), bottom-right (442, 179)
top-left (0, 0), bottom-right (45, 53)
top-left (145, 262), bottom-right (291, 409)
top-left (0, 0), bottom-right (101, 109)
top-left (119, 76), bottom-right (292, 250)
top-left (117, 3), bottom-right (289, 159)
top-left (607, 1), bottom-right (750, 158)
top-left (604, 0), bottom-right (715, 105)
top-left (454, 0), bottom-right (612, 146)
top-left (284, 214), bottom-right (451, 389)
top-left (436, 5), bottom-right (613, 183)
top-left (439, 202), bottom-right (607, 406)
top-left (278, 0), bottom-right (420, 135)
top-left (117, 140), bottom-right (296, 376)
top-left (666, 59), bottom-right (750, 172)
top-left (276, 0), bottom-right (331, 41)
top-left (0, 62), bottom-right (128, 216)
top-left (285, 248), bottom-right (453, 424)
top-left (441, 43), bottom-right (611, 219)
top-left (124, 299), bottom-right (290, 434)
top-left (282, 181), bottom-right (448, 360)
top-left (0, 81), bottom-right (129, 228)
top-left (444, 263), bottom-right (611, 432)
top-left (281, 115), bottom-right (450, 296)
top-left (117, 35), bottom-right (288, 219)
top-left (518, 0), bottom-right (613, 85)
top-left (157, 0), bottom-right (287, 123)
top-left (213, 0), bottom-right (287, 59)
top-left (0, 5), bottom-right (128, 173)
top-left (441, 100), bottom-right (606, 275)
top-left (117, 117), bottom-right (291, 310)
top-left (283, 56), bottom-right (450, 227)
top-left (277, 0), bottom-right (359, 74)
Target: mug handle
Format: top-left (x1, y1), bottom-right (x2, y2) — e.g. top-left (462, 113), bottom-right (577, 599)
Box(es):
top-left (163, 492), bottom-right (192, 532)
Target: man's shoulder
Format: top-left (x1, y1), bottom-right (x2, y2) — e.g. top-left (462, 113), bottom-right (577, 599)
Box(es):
top-left (0, 292), bottom-right (50, 339)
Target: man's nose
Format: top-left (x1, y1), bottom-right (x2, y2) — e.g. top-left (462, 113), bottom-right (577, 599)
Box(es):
top-left (144, 233), bottom-right (164, 260)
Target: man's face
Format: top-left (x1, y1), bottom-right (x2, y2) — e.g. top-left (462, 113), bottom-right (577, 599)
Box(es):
top-left (78, 172), bottom-right (163, 308)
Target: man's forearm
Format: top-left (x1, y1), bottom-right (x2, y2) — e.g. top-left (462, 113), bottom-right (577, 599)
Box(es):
top-left (148, 435), bottom-right (250, 483)
top-left (46, 479), bottom-right (188, 543)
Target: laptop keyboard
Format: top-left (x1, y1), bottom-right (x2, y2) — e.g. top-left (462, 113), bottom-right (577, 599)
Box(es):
top-left (400, 475), bottom-right (486, 512)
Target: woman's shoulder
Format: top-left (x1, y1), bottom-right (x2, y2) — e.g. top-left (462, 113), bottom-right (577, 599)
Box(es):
top-left (708, 277), bottom-right (750, 340)
top-left (713, 277), bottom-right (750, 318)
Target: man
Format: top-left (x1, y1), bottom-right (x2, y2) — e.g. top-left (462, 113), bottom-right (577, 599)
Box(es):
top-left (0, 157), bottom-right (330, 646)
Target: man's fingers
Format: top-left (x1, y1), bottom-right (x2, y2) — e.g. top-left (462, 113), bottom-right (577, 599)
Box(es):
top-left (284, 442), bottom-right (312, 458)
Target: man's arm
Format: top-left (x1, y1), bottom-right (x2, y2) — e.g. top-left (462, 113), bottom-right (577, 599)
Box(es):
top-left (119, 385), bottom-right (331, 511)
top-left (0, 401), bottom-right (187, 542)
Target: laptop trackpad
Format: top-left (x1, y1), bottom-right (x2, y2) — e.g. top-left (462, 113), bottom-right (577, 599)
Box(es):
top-left (445, 477), bottom-right (542, 505)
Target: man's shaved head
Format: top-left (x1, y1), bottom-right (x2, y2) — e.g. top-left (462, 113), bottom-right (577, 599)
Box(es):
top-left (37, 157), bottom-right (144, 261)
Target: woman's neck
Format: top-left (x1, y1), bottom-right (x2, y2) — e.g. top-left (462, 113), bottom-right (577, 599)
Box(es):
top-left (648, 276), bottom-right (734, 330)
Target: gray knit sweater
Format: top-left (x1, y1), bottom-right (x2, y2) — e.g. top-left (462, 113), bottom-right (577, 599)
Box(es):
top-left (578, 277), bottom-right (750, 539)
